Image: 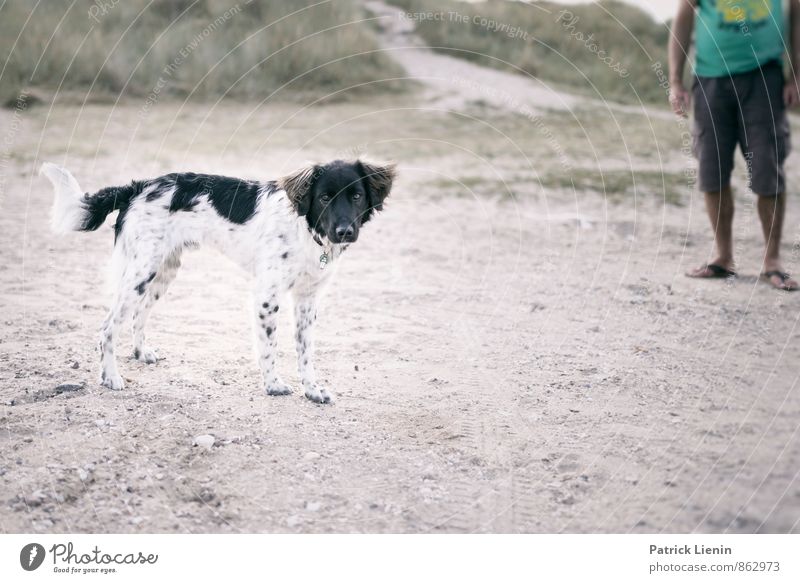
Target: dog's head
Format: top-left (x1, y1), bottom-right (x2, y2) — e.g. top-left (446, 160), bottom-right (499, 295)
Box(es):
top-left (279, 159), bottom-right (396, 244)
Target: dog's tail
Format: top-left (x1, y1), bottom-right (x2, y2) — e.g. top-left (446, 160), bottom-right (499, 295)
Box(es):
top-left (41, 162), bottom-right (140, 234)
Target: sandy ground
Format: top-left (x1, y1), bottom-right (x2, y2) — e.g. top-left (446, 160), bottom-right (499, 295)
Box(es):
top-left (1, 4), bottom-right (800, 534)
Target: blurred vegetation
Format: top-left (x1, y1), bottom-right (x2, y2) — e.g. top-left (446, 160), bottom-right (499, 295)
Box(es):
top-left (0, 0), bottom-right (404, 106)
top-left (389, 0), bottom-right (670, 104)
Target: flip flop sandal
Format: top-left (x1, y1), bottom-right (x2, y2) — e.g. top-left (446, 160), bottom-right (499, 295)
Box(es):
top-left (761, 270), bottom-right (798, 291)
top-left (687, 263), bottom-right (736, 279)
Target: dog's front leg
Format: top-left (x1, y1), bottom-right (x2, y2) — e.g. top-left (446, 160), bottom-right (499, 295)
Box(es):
top-left (294, 291), bottom-right (333, 404)
top-left (254, 286), bottom-right (292, 397)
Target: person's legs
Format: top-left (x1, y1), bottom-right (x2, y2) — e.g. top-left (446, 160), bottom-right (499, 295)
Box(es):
top-left (688, 187), bottom-right (735, 276)
top-left (741, 61), bottom-right (796, 290)
top-left (688, 74), bottom-right (739, 278)
top-left (708, 187), bottom-right (735, 265)
top-left (758, 192), bottom-right (784, 264)
top-left (756, 193), bottom-right (798, 290)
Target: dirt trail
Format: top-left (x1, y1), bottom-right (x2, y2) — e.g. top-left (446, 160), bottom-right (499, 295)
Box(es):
top-left (366, 0), bottom-right (673, 119)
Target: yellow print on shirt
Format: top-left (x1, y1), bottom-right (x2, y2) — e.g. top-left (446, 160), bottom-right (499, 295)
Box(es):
top-left (719, 0), bottom-right (772, 24)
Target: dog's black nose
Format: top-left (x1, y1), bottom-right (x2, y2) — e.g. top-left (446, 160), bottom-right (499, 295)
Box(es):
top-left (335, 225), bottom-right (355, 241)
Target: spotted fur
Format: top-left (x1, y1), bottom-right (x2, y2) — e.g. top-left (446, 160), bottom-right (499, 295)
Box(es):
top-left (41, 159), bottom-right (396, 404)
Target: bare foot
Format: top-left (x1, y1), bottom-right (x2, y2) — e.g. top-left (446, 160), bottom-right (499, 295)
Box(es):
top-left (686, 260), bottom-right (736, 279)
top-left (761, 265), bottom-right (799, 291)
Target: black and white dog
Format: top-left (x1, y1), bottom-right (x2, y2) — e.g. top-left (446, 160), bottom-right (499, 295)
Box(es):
top-left (41, 159), bottom-right (396, 404)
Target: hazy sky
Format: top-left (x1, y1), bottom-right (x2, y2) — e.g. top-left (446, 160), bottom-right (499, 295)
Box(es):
top-left (555, 0), bottom-right (679, 21)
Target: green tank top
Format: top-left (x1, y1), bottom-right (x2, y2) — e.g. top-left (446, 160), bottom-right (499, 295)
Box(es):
top-left (695, 0), bottom-right (786, 77)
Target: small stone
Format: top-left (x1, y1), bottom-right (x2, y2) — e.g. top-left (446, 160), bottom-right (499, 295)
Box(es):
top-left (28, 490), bottom-right (47, 507)
top-left (193, 434), bottom-right (215, 450)
top-left (70, 361), bottom-right (80, 369)
top-left (55, 383), bottom-right (84, 394)
top-left (286, 514), bottom-right (302, 527)
top-left (354, 364), bottom-right (359, 371)
top-left (94, 419), bottom-right (107, 427)
top-left (194, 488), bottom-right (215, 503)
top-left (304, 451), bottom-right (321, 461)
top-left (305, 501), bottom-right (322, 512)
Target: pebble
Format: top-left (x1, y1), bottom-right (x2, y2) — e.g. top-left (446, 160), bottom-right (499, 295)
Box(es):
top-left (193, 434), bottom-right (215, 450)
top-left (286, 515), bottom-right (302, 527)
top-left (70, 361), bottom-right (80, 369)
top-left (55, 382), bottom-right (84, 394)
top-left (304, 451), bottom-right (321, 461)
top-left (28, 490), bottom-right (47, 507)
top-left (305, 501), bottom-right (322, 512)
top-left (94, 419), bottom-right (107, 427)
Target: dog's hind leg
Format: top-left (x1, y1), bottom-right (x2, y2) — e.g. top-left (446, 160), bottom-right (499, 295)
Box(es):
top-left (99, 287), bottom-right (138, 391)
top-left (131, 249), bottom-right (182, 364)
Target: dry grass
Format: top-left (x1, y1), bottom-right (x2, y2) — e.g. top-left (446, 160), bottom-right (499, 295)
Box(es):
top-left (0, 0), bottom-right (405, 106)
top-left (388, 0), bottom-right (669, 104)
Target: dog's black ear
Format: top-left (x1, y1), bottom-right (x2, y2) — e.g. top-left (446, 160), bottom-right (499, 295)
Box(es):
top-left (278, 164), bottom-right (319, 216)
top-left (358, 160), bottom-right (396, 212)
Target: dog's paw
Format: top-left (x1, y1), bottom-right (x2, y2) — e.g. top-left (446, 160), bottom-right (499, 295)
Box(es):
top-left (265, 381), bottom-right (293, 396)
top-left (101, 372), bottom-right (125, 391)
top-left (134, 347), bottom-right (158, 364)
top-left (304, 384), bottom-right (334, 405)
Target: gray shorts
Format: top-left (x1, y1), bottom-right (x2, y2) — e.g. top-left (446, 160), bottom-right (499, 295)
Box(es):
top-left (692, 60), bottom-right (791, 196)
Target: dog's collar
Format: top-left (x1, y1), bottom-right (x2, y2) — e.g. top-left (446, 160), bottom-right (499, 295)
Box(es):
top-left (308, 226), bottom-right (324, 247)
top-left (304, 227), bottom-right (349, 270)
top-left (306, 226), bottom-right (332, 270)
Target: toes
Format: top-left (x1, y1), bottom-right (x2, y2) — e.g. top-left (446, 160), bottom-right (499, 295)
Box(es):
top-left (305, 386), bottom-right (334, 404)
top-left (765, 274), bottom-right (799, 291)
top-left (319, 387), bottom-right (335, 404)
top-left (266, 383), bottom-right (293, 396)
top-left (134, 348), bottom-right (158, 364)
top-left (101, 374), bottom-right (124, 391)
top-left (304, 389), bottom-right (324, 403)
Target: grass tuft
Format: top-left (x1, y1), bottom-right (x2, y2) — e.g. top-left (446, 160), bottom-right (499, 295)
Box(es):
top-left (0, 0), bottom-right (405, 106)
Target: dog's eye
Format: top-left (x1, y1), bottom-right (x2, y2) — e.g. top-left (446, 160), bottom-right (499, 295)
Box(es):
top-left (321, 194), bottom-right (331, 202)
top-left (352, 192), bottom-right (361, 200)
